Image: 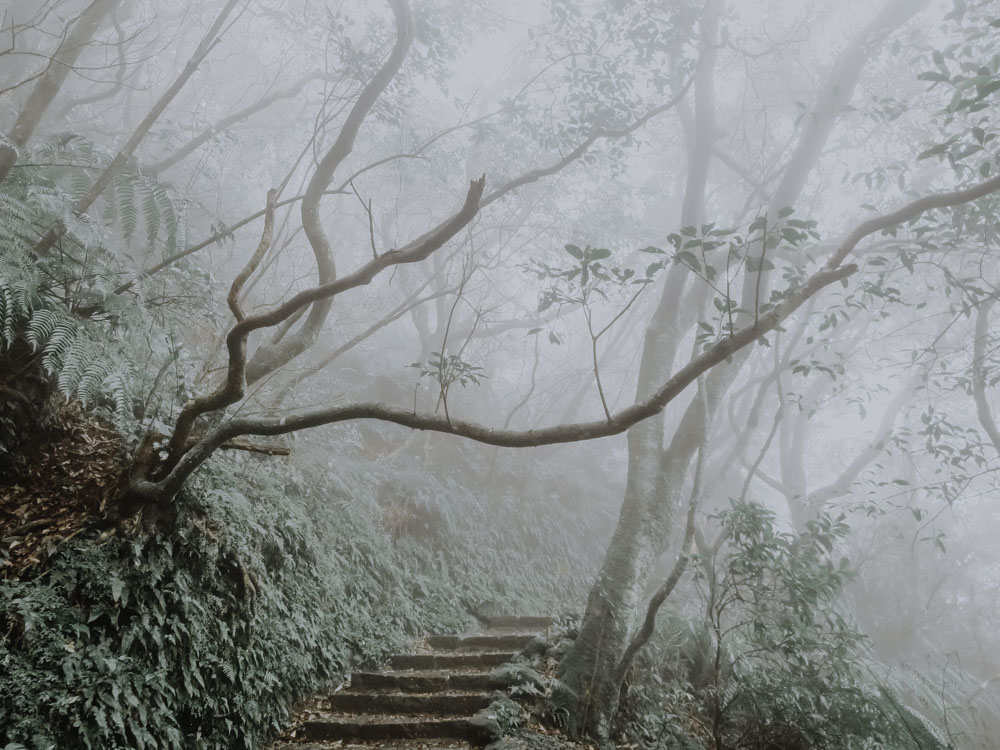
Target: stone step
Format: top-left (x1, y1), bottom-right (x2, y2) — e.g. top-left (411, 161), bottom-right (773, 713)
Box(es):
top-left (425, 633), bottom-right (537, 651)
top-left (389, 652), bottom-right (513, 670)
top-left (325, 691), bottom-right (491, 715)
top-left (350, 670), bottom-right (492, 693)
top-left (302, 715), bottom-right (495, 744)
top-left (479, 615), bottom-right (554, 630)
top-left (275, 743), bottom-right (471, 750)
top-left (276, 744), bottom-right (471, 750)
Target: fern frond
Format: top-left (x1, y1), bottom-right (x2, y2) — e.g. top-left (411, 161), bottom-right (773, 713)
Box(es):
top-left (67, 166), bottom-right (92, 204)
top-left (104, 364), bottom-right (135, 425)
top-left (26, 309), bottom-right (59, 351)
top-left (155, 183), bottom-right (177, 248)
top-left (117, 173), bottom-right (138, 244)
top-left (0, 192), bottom-right (34, 227)
top-left (71, 351), bottom-right (115, 406)
top-left (41, 320), bottom-right (81, 373)
top-left (55, 333), bottom-right (104, 400)
top-left (0, 246), bottom-right (38, 349)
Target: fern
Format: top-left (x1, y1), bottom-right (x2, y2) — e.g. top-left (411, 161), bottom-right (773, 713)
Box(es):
top-left (0, 131), bottom-right (204, 452)
top-left (58, 335), bottom-right (112, 403)
top-left (117, 171), bottom-right (139, 244)
top-left (25, 309), bottom-right (59, 351)
top-left (104, 364), bottom-right (136, 426)
top-left (40, 318), bottom-right (80, 372)
top-left (0, 246), bottom-right (38, 350)
top-left (0, 192), bottom-right (34, 227)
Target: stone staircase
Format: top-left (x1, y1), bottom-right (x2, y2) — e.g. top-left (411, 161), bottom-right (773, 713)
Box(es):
top-left (274, 616), bottom-right (553, 748)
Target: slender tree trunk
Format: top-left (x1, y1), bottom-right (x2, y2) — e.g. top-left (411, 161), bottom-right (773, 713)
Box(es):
top-left (557, 0), bottom-right (924, 739)
top-left (556, 5), bottom-right (721, 737)
top-left (0, 0), bottom-right (119, 184)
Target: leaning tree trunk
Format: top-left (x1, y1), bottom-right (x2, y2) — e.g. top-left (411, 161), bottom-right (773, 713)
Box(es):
top-left (555, 392), bottom-right (709, 737)
top-left (554, 1), bottom-right (721, 737)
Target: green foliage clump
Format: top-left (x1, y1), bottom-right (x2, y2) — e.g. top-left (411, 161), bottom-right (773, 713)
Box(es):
top-left (0, 133), bottom-right (213, 468)
top-left (620, 502), bottom-right (951, 750)
top-left (0, 432), bottom-right (602, 749)
top-left (0, 489), bottom-right (345, 749)
top-left (488, 693), bottom-right (528, 735)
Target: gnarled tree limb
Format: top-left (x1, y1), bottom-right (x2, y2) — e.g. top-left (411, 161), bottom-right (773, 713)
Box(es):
top-left (136, 260), bottom-right (857, 501)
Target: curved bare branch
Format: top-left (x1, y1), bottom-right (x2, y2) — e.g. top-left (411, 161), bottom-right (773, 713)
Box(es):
top-left (243, 0), bottom-right (414, 382)
top-left (138, 261), bottom-right (858, 500)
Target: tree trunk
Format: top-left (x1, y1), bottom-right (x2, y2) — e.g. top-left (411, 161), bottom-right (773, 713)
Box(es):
top-left (555, 0), bottom-right (721, 736)
top-left (0, 0), bottom-right (119, 183)
top-left (556, 0), bottom-right (923, 739)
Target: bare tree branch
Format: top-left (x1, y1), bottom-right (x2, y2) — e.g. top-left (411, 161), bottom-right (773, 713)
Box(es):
top-left (31, 0), bottom-right (244, 257)
top-left (162, 187), bottom-right (278, 463)
top-left (150, 70), bottom-right (325, 174)
top-left (242, 0), bottom-right (414, 383)
top-left (0, 0), bottom-right (119, 183)
top-left (158, 175), bottom-right (485, 470)
top-left (137, 260), bottom-right (858, 501)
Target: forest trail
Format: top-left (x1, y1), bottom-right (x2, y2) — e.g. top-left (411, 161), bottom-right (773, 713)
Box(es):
top-left (272, 616), bottom-right (553, 749)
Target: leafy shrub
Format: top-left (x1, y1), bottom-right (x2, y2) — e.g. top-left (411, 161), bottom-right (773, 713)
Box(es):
top-left (1, 487), bottom-right (344, 749)
top-left (619, 502), bottom-right (951, 750)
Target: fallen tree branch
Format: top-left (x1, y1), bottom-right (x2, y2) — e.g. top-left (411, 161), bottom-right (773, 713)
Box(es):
top-left (218, 439), bottom-right (289, 456)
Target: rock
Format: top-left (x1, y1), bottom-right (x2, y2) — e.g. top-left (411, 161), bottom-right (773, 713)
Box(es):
top-left (469, 709), bottom-right (503, 743)
top-left (489, 663), bottom-right (546, 691)
top-left (517, 635), bottom-right (550, 661)
top-left (486, 729), bottom-right (579, 750)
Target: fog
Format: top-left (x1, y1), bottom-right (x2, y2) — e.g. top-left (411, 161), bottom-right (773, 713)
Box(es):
top-left (1, 0), bottom-right (998, 747)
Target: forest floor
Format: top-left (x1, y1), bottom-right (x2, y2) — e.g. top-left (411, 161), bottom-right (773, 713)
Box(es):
top-left (0, 406), bottom-right (124, 578)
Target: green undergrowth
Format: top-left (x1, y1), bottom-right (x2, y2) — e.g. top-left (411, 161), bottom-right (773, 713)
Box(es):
top-left (615, 502), bottom-right (954, 750)
top-left (0, 439), bottom-right (605, 750)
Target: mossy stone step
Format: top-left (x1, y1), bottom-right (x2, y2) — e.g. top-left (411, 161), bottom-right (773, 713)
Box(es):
top-left (350, 670), bottom-right (492, 693)
top-left (325, 691), bottom-right (491, 715)
top-left (478, 615), bottom-right (553, 630)
top-left (389, 652), bottom-right (513, 670)
top-left (425, 633), bottom-right (537, 651)
top-left (302, 716), bottom-right (495, 744)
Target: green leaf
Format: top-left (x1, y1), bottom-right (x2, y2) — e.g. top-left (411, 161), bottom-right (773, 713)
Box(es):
top-left (675, 250), bottom-right (701, 272)
top-left (917, 71), bottom-right (949, 84)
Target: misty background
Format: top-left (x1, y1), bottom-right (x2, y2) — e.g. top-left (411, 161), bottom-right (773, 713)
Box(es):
top-left (0, 0), bottom-right (998, 748)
